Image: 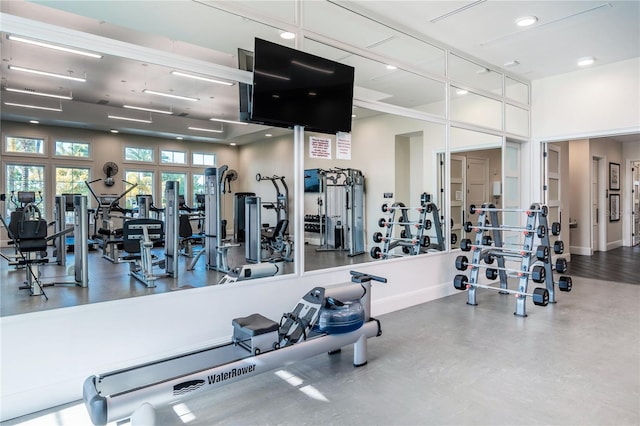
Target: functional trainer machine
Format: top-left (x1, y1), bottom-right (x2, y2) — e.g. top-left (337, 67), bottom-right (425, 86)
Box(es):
top-left (83, 271), bottom-right (386, 426)
top-left (314, 168), bottom-right (365, 257)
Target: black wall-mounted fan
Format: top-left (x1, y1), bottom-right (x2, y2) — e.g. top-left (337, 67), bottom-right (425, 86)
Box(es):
top-left (103, 162), bottom-right (119, 187)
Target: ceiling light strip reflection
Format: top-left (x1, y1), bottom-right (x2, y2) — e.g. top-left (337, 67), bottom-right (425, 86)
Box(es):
top-left (4, 102), bottom-right (62, 112)
top-left (8, 35), bottom-right (103, 59)
top-left (5, 87), bottom-right (73, 100)
top-left (209, 117), bottom-right (248, 125)
top-left (142, 89), bottom-right (199, 102)
top-left (8, 65), bottom-right (86, 82)
top-left (108, 114), bottom-right (152, 123)
top-left (188, 126), bottom-right (223, 133)
top-left (123, 104), bottom-right (173, 115)
top-left (171, 71), bottom-right (234, 86)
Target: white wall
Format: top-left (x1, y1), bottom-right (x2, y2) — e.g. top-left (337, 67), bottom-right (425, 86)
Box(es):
top-left (0, 115), bottom-right (457, 422)
top-left (531, 58), bottom-right (640, 202)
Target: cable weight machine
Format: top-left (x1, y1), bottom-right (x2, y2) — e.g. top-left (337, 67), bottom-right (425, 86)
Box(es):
top-left (315, 168), bottom-right (365, 257)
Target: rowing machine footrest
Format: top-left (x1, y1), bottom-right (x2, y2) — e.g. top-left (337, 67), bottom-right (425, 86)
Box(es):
top-left (232, 313), bottom-right (279, 354)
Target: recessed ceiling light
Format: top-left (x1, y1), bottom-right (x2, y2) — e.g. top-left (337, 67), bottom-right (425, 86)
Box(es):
top-left (29, 120), bottom-right (39, 124)
top-left (352, 114), bottom-right (357, 118)
top-left (280, 32), bottom-right (295, 40)
top-left (503, 60), bottom-right (520, 68)
top-left (110, 129), bottom-right (119, 133)
top-left (229, 142), bottom-right (237, 146)
top-left (176, 136), bottom-right (183, 140)
top-left (577, 56), bottom-right (596, 67)
top-left (515, 16), bottom-right (538, 27)
top-left (386, 65), bottom-right (397, 70)
top-left (456, 89), bottom-right (469, 96)
top-left (265, 133), bottom-right (273, 137)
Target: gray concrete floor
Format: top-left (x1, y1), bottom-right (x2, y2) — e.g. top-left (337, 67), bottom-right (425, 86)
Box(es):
top-left (3, 275), bottom-right (639, 426)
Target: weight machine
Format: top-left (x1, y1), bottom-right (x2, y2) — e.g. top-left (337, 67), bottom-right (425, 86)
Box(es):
top-left (187, 166), bottom-right (238, 272)
top-left (315, 168), bottom-right (365, 257)
top-left (1, 195), bottom-right (89, 298)
top-left (3, 191), bottom-right (43, 268)
top-left (85, 178), bottom-right (138, 263)
top-left (120, 181), bottom-right (179, 287)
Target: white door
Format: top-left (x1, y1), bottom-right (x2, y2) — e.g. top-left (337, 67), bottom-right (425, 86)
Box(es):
top-left (504, 142), bottom-right (522, 246)
top-left (545, 144), bottom-right (562, 252)
top-left (633, 161), bottom-right (640, 246)
top-left (591, 159), bottom-right (599, 253)
top-left (466, 157), bottom-right (489, 215)
top-left (450, 155), bottom-right (465, 248)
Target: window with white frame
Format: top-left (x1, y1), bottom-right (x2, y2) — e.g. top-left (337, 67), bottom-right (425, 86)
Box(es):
top-left (5, 136), bottom-right (45, 155)
top-left (5, 163), bottom-right (46, 217)
top-left (55, 140), bottom-right (90, 158)
top-left (193, 174), bottom-right (206, 204)
top-left (125, 147), bottom-right (154, 162)
top-left (124, 170), bottom-right (154, 209)
top-left (55, 166), bottom-right (91, 196)
top-left (160, 172), bottom-right (186, 206)
top-left (192, 152), bottom-right (215, 166)
top-left (161, 150), bottom-right (186, 164)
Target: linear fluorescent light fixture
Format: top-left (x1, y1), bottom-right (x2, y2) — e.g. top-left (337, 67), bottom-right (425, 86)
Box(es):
top-left (142, 89), bottom-right (199, 101)
top-left (430, 0), bottom-right (486, 23)
top-left (171, 71), bottom-right (234, 86)
top-left (188, 126), bottom-right (223, 133)
top-left (5, 87), bottom-right (73, 100)
top-left (4, 102), bottom-right (62, 112)
top-left (8, 35), bottom-right (103, 59)
top-left (108, 114), bottom-right (152, 124)
top-left (209, 117), bottom-right (248, 125)
top-left (8, 65), bottom-right (86, 82)
top-left (123, 104), bottom-right (173, 115)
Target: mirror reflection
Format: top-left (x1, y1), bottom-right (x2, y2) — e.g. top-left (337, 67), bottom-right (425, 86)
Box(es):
top-left (449, 127), bottom-right (503, 248)
top-left (303, 108), bottom-right (446, 272)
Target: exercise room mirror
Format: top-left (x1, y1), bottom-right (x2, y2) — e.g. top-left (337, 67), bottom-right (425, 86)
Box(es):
top-left (303, 108), bottom-right (446, 271)
top-left (449, 127), bottom-right (503, 248)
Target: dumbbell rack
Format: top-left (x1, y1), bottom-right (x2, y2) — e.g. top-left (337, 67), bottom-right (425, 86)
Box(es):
top-left (373, 195), bottom-right (431, 260)
top-left (463, 202), bottom-right (571, 317)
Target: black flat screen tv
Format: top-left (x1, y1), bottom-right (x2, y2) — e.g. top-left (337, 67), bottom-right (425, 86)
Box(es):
top-left (250, 38), bottom-right (355, 134)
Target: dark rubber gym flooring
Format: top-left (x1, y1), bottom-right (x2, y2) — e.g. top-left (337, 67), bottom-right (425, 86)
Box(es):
top-left (566, 246), bottom-right (640, 284)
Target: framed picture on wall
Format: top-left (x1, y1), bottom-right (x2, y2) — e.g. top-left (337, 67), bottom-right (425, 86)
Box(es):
top-left (610, 193), bottom-right (620, 222)
top-left (609, 162), bottom-right (620, 191)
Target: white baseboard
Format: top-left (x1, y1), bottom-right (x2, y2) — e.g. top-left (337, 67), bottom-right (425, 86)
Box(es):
top-left (607, 240), bottom-right (623, 251)
top-left (570, 246), bottom-right (591, 256)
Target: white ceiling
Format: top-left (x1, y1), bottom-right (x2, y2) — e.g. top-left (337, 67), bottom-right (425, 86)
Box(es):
top-left (1, 0), bottom-right (638, 143)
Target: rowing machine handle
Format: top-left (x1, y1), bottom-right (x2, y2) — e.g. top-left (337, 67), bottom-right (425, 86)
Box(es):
top-left (350, 270), bottom-right (387, 284)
